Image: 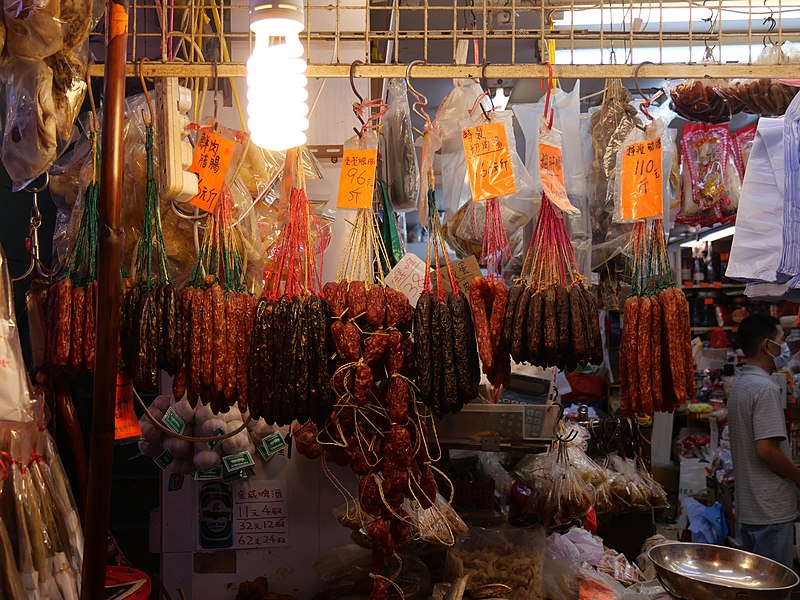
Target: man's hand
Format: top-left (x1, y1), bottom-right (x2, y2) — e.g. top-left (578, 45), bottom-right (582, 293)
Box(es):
top-left (755, 437), bottom-right (800, 486)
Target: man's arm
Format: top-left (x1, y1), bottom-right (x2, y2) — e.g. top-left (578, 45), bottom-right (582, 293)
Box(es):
top-left (755, 438), bottom-right (800, 485)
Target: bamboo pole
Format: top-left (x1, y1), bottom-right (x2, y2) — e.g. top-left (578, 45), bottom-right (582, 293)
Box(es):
top-left (80, 0), bottom-right (128, 598)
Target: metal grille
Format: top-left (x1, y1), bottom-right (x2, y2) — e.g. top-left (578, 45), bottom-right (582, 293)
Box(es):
top-left (89, 0), bottom-right (800, 77)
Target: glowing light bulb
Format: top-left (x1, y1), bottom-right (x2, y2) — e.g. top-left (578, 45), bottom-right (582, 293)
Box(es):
top-left (248, 0), bottom-right (308, 151)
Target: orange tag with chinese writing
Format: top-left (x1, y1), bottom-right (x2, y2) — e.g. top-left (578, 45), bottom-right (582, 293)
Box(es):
top-left (337, 149), bottom-right (378, 209)
top-left (114, 373), bottom-right (141, 442)
top-left (462, 121), bottom-right (516, 202)
top-left (188, 130), bottom-right (236, 213)
top-left (578, 579), bottom-right (615, 600)
top-left (621, 138), bottom-right (663, 220)
top-left (539, 143), bottom-right (576, 212)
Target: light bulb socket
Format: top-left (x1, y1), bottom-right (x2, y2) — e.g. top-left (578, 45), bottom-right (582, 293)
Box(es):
top-left (249, 0), bottom-right (304, 30)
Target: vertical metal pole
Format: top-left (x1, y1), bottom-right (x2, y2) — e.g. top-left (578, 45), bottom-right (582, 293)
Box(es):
top-left (80, 1), bottom-right (127, 599)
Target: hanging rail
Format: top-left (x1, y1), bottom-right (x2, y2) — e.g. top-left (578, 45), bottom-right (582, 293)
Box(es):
top-left (89, 61), bottom-right (800, 79)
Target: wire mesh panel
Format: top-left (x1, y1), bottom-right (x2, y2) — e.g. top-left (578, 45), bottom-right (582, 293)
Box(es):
top-left (90, 0), bottom-right (800, 77)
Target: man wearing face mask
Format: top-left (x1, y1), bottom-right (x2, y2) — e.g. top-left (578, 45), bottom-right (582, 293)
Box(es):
top-left (729, 314), bottom-right (798, 568)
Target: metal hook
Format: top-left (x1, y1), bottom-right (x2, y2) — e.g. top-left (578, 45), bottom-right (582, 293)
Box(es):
top-left (406, 60), bottom-right (432, 135)
top-left (763, 2), bottom-right (777, 46)
top-left (479, 61), bottom-right (494, 122)
top-left (12, 173), bottom-right (51, 282)
top-left (349, 60), bottom-right (366, 137)
top-left (87, 61), bottom-right (98, 133)
top-left (139, 58), bottom-right (155, 128)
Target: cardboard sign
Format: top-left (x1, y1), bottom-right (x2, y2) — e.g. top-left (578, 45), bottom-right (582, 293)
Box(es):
top-left (337, 149), bottom-right (378, 209)
top-left (114, 373), bottom-right (141, 442)
top-left (440, 255), bottom-right (482, 298)
top-left (621, 138), bottom-right (664, 220)
top-left (539, 143), bottom-right (574, 212)
top-left (462, 121), bottom-right (516, 202)
top-left (187, 130), bottom-right (236, 213)
top-left (388, 253), bottom-right (430, 307)
top-left (232, 479), bottom-right (289, 548)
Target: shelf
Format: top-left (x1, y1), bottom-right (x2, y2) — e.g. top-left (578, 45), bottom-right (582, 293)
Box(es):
top-left (439, 438), bottom-right (551, 453)
top-left (690, 326), bottom-right (738, 333)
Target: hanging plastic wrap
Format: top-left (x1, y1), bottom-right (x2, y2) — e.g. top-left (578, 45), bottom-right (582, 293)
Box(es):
top-left (4, 0), bottom-right (63, 61)
top-left (732, 122), bottom-right (757, 177)
top-left (381, 79), bottom-right (419, 212)
top-left (677, 122), bottom-right (740, 226)
top-left (0, 246), bottom-right (36, 422)
top-left (2, 58), bottom-right (58, 189)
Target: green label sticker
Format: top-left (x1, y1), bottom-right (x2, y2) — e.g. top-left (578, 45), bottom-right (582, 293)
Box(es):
top-left (154, 449), bottom-right (174, 471)
top-left (162, 407), bottom-right (186, 435)
top-left (194, 466), bottom-right (224, 481)
top-left (264, 433), bottom-right (286, 455)
top-left (168, 473), bottom-right (184, 491)
top-left (223, 451), bottom-right (255, 472)
top-left (257, 444), bottom-right (269, 462)
top-left (223, 468), bottom-right (250, 484)
top-left (207, 427), bottom-right (226, 450)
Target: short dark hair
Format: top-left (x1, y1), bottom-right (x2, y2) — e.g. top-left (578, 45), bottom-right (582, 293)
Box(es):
top-left (738, 314), bottom-right (781, 358)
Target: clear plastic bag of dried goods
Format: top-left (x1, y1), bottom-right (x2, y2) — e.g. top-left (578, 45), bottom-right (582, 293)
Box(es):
top-left (608, 454), bottom-right (652, 511)
top-left (4, 0), bottom-right (63, 61)
top-left (45, 45), bottom-right (88, 149)
top-left (677, 122), bottom-right (740, 226)
top-left (381, 78), bottom-right (419, 212)
top-left (2, 58), bottom-right (59, 189)
top-left (724, 44), bottom-right (800, 117)
top-left (667, 73), bottom-right (743, 124)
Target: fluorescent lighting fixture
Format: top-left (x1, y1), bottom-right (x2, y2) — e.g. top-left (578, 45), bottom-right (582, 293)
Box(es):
top-left (680, 225), bottom-right (736, 248)
top-left (247, 0), bottom-right (309, 151)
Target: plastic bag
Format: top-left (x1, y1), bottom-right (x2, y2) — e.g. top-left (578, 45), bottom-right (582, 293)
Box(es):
top-left (512, 81), bottom-right (586, 203)
top-left (0, 246), bottom-right (36, 423)
top-left (4, 0), bottom-right (63, 61)
top-left (667, 78), bottom-right (743, 123)
top-left (417, 122), bottom-right (443, 227)
top-left (725, 44), bottom-right (800, 116)
top-left (732, 122), bottom-right (757, 177)
top-left (45, 45), bottom-right (88, 148)
top-left (445, 526), bottom-right (545, 600)
top-left (612, 118), bottom-right (673, 223)
top-left (381, 78), bottom-right (419, 212)
top-left (676, 122), bottom-right (740, 226)
top-left (455, 109), bottom-right (537, 245)
top-left (2, 58), bottom-right (58, 189)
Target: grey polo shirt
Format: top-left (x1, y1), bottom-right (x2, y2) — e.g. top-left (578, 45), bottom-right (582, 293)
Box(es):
top-left (728, 365), bottom-right (796, 525)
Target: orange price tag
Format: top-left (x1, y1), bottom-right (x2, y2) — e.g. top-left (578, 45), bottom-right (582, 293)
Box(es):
top-left (621, 138), bottom-right (663, 220)
top-left (188, 130), bottom-right (236, 213)
top-left (462, 121), bottom-right (516, 202)
top-left (579, 579), bottom-right (615, 600)
top-left (539, 143), bottom-right (576, 213)
top-left (114, 373), bottom-right (141, 442)
top-left (704, 298), bottom-right (714, 305)
top-left (337, 149), bottom-right (378, 209)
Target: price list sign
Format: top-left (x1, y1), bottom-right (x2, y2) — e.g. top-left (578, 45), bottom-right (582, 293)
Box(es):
top-left (232, 479), bottom-right (289, 548)
top-left (462, 121), bottom-right (516, 202)
top-left (188, 130), bottom-right (236, 213)
top-left (620, 137), bottom-right (663, 220)
top-left (337, 149), bottom-right (378, 209)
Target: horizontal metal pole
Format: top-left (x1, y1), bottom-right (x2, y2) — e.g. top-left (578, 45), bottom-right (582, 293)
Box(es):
top-left (91, 61), bottom-right (800, 79)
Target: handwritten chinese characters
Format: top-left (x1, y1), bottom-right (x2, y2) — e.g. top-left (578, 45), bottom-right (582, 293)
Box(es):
top-left (337, 149), bottom-right (378, 209)
top-left (232, 479), bottom-right (289, 548)
top-left (621, 137), bottom-right (663, 220)
top-left (462, 121), bottom-right (516, 202)
top-left (188, 131), bottom-right (236, 213)
top-left (538, 143), bottom-right (577, 213)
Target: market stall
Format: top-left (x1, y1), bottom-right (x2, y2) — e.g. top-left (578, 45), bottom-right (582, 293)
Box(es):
top-left (4, 0), bottom-right (800, 598)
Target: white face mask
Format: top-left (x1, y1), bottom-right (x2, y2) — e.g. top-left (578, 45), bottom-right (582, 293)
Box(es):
top-left (767, 339), bottom-right (791, 370)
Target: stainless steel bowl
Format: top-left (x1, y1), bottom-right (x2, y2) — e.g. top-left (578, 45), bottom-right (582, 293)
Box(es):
top-left (648, 542), bottom-right (799, 600)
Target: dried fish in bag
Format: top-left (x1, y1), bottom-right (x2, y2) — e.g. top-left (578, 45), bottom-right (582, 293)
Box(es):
top-left (2, 58), bottom-right (58, 189)
top-left (381, 78), bottom-right (419, 212)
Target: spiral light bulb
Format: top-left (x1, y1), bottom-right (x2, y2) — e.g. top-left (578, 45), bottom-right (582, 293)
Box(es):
top-left (248, 0), bottom-right (308, 151)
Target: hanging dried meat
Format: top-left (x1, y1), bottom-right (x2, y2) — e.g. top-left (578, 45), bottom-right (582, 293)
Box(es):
top-left (620, 220), bottom-right (694, 415)
top-left (176, 192), bottom-right (253, 414)
top-left (414, 185), bottom-right (480, 416)
top-left (248, 151), bottom-right (332, 426)
top-left (121, 121), bottom-right (187, 393)
top-left (506, 197), bottom-right (602, 370)
top-left (668, 78), bottom-right (744, 123)
top-left (44, 130), bottom-right (99, 373)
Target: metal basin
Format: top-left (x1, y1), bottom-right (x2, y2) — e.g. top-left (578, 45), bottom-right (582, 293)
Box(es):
top-left (648, 543), bottom-right (799, 600)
